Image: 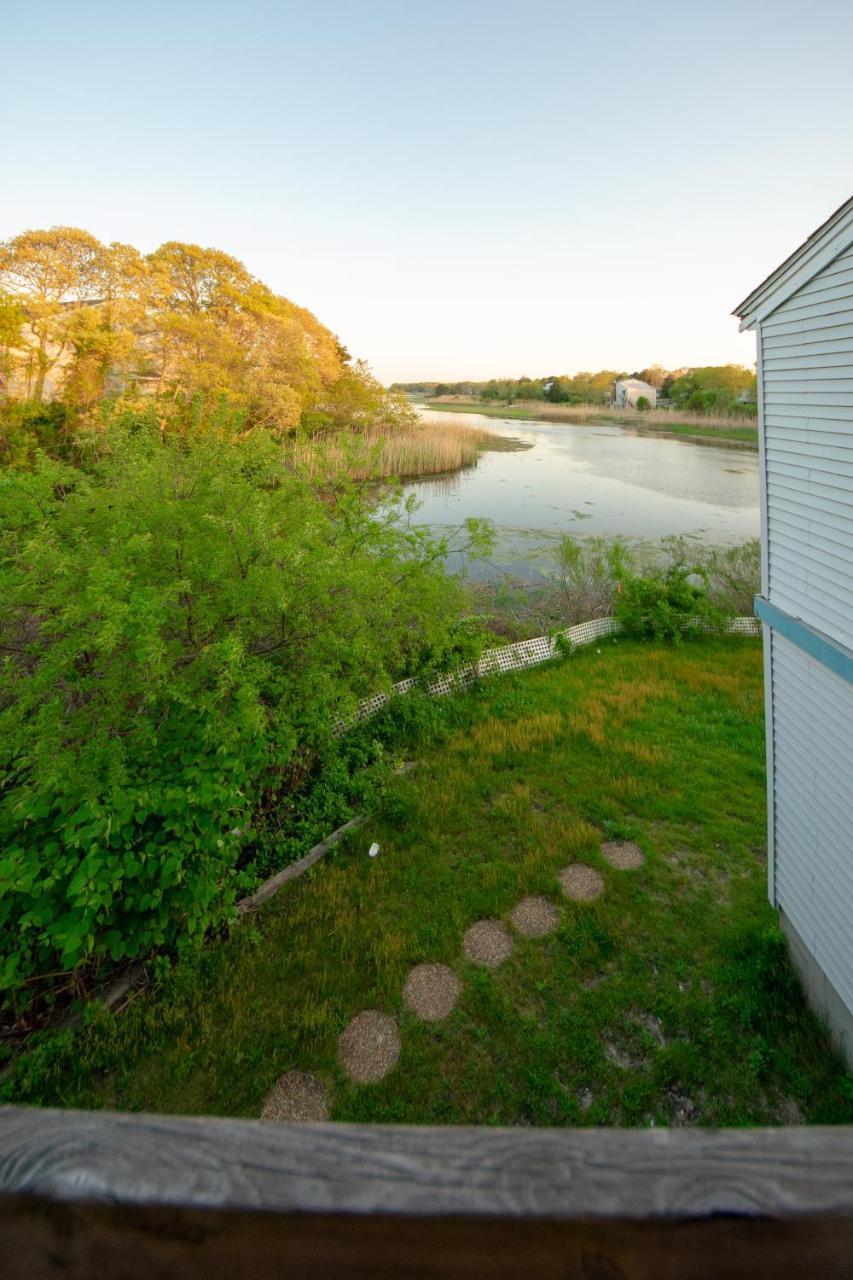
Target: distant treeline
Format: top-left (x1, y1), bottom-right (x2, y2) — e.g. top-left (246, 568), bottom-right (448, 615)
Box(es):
top-left (393, 364), bottom-right (757, 415)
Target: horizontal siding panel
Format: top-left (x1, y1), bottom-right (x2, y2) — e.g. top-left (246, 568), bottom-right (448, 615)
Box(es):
top-left (763, 374), bottom-right (853, 392)
top-left (765, 294), bottom-right (853, 325)
top-left (774, 276), bottom-right (853, 310)
top-left (773, 862), bottom-right (853, 1007)
top-left (764, 425), bottom-right (853, 451)
top-left (768, 440), bottom-right (853, 471)
top-left (768, 529), bottom-right (853, 594)
top-left (773, 645), bottom-right (853, 746)
top-left (787, 258), bottom-right (853, 294)
top-left (775, 812), bottom-right (853, 1004)
top-left (767, 472), bottom-right (853, 510)
top-left (773, 691), bottom-right (853, 788)
top-left (768, 590), bottom-right (853, 649)
top-left (758, 348), bottom-right (853, 373)
top-left (767, 582), bottom-right (853, 645)
top-left (770, 634), bottom-right (853, 1014)
top-left (765, 391), bottom-right (853, 408)
top-left (765, 498), bottom-right (853, 557)
top-left (764, 483), bottom-right (853, 538)
top-left (773, 814), bottom-right (853, 975)
top-left (774, 838), bottom-right (853, 967)
top-left (765, 405), bottom-right (853, 426)
top-left (766, 448), bottom-right (853, 485)
top-left (765, 472), bottom-right (853, 510)
top-left (761, 315), bottom-right (853, 342)
top-left (794, 245), bottom-right (853, 283)
top-left (775, 755), bottom-right (853, 856)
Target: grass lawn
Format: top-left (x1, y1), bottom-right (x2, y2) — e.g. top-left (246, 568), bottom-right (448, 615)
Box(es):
top-left (6, 638), bottom-right (852, 1125)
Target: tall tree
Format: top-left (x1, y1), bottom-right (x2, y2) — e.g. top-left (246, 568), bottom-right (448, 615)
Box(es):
top-left (0, 228), bottom-right (109, 401)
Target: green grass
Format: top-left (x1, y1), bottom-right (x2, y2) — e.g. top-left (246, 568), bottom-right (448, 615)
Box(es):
top-left (425, 400), bottom-right (542, 420)
top-left (425, 400), bottom-right (758, 445)
top-left (635, 422), bottom-right (758, 445)
top-left (6, 639), bottom-right (851, 1126)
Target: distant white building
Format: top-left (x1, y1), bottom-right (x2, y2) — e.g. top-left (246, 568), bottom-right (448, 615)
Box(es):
top-left (612, 378), bottom-right (657, 408)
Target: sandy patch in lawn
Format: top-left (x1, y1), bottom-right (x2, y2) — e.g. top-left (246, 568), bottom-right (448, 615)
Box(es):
top-left (261, 1070), bottom-right (330, 1122)
top-left (601, 840), bottom-right (645, 869)
top-left (338, 1010), bottom-right (401, 1083)
top-left (558, 863), bottom-right (605, 901)
top-left (403, 963), bottom-right (461, 1022)
top-left (510, 895), bottom-right (559, 937)
top-left (463, 919), bottom-right (513, 968)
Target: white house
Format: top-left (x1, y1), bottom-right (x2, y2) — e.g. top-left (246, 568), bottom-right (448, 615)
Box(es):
top-left (735, 195), bottom-right (853, 1066)
top-left (612, 377), bottom-right (657, 408)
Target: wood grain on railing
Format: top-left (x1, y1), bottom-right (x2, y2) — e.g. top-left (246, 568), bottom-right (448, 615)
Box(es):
top-left (1, 1107), bottom-right (851, 1278)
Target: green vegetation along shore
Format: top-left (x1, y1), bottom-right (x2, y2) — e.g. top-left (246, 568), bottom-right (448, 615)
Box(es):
top-left (423, 400), bottom-right (758, 447)
top-left (6, 639), bottom-right (851, 1125)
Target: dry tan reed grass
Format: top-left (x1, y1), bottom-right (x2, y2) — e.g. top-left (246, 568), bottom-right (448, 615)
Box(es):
top-left (509, 401), bottom-right (757, 432)
top-left (290, 418), bottom-right (504, 481)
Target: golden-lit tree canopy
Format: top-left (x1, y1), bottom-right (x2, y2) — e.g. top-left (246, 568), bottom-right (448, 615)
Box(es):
top-left (0, 227), bottom-right (386, 432)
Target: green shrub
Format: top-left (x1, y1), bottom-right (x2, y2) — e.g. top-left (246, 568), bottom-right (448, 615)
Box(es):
top-left (0, 399), bottom-right (73, 469)
top-left (705, 539), bottom-right (760, 616)
top-left (553, 535), bottom-right (634, 624)
top-left (614, 551), bottom-right (723, 641)
top-left (635, 395), bottom-right (650, 411)
top-left (0, 420), bottom-right (488, 1014)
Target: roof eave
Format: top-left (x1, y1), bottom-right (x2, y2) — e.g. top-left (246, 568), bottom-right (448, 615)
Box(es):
top-left (733, 194), bottom-right (853, 329)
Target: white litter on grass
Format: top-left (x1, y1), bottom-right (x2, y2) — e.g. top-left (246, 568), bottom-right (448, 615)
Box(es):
top-left (368, 842), bottom-right (380, 858)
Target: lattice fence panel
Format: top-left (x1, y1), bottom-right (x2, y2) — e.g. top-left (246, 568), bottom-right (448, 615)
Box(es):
top-left (728, 616), bottom-right (761, 636)
top-left (333, 616), bottom-right (758, 735)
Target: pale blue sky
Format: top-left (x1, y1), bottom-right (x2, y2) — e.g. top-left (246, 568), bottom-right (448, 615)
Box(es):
top-left (2, 1), bottom-right (852, 381)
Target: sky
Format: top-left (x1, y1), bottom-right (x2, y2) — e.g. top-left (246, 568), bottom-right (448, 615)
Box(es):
top-left (2, 1), bottom-right (853, 383)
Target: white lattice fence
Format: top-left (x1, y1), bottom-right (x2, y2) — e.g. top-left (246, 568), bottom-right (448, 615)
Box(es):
top-left (333, 615), bottom-right (759, 735)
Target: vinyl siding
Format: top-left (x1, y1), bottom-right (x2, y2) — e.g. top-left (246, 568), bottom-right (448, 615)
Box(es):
top-left (771, 633), bottom-right (853, 1013)
top-left (761, 240), bottom-right (853, 648)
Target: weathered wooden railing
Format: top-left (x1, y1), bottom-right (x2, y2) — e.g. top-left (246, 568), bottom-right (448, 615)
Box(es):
top-left (1, 1108), bottom-right (851, 1277)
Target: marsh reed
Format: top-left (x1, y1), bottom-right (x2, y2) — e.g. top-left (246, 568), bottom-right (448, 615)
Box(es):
top-left (290, 416), bottom-right (510, 481)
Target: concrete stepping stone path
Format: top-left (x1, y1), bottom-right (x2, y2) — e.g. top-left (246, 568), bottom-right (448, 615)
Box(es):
top-left (403, 963), bottom-right (461, 1022)
top-left (463, 919), bottom-right (513, 967)
top-left (338, 1010), bottom-right (401, 1083)
top-left (288, 832), bottom-right (651, 1105)
top-left (261, 1070), bottom-right (330, 1122)
top-left (558, 863), bottom-right (605, 901)
top-left (601, 840), bottom-right (645, 869)
top-left (510, 895), bottom-right (559, 937)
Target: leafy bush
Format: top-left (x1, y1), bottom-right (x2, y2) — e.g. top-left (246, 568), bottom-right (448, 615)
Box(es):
top-left (0, 420), bottom-right (489, 1015)
top-left (705, 539), bottom-right (760, 616)
top-left (614, 558), bottom-right (723, 641)
top-left (635, 395), bottom-right (650, 411)
top-left (553, 535), bottom-right (634, 624)
top-left (0, 399), bottom-right (72, 469)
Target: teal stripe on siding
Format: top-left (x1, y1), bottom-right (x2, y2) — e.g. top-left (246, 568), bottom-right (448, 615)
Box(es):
top-left (755, 596), bottom-right (853, 686)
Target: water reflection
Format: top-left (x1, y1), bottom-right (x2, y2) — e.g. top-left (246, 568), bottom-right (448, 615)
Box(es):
top-left (406, 409), bottom-right (760, 580)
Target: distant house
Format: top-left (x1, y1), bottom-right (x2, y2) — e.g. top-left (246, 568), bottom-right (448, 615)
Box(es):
top-left (735, 195), bottom-right (853, 1067)
top-left (612, 378), bottom-right (657, 408)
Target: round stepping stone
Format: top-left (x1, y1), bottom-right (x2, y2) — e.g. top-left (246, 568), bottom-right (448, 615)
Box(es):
top-left (463, 919), bottom-right (513, 968)
top-left (510, 895), bottom-right (559, 937)
top-left (558, 863), bottom-right (605, 902)
top-left (260, 1070), bottom-right (329, 1122)
top-left (403, 963), bottom-right (461, 1022)
top-left (601, 840), bottom-right (645, 869)
top-left (338, 1010), bottom-right (400, 1083)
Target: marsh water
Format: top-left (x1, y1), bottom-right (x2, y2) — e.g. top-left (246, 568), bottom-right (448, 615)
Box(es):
top-left (406, 407), bottom-right (760, 580)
